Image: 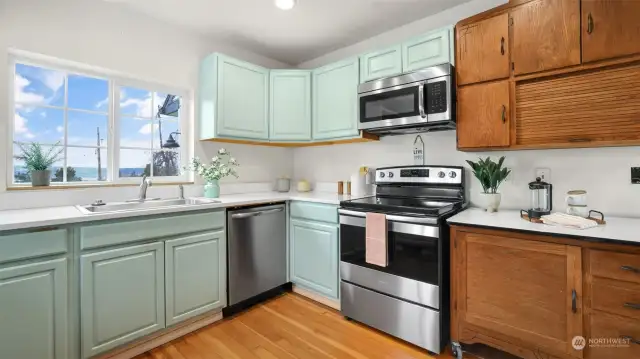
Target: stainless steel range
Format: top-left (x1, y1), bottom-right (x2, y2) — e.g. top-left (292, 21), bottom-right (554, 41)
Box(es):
top-left (338, 165), bottom-right (466, 354)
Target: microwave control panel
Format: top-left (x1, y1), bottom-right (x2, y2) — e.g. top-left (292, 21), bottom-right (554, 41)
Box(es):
top-left (426, 81), bottom-right (447, 114)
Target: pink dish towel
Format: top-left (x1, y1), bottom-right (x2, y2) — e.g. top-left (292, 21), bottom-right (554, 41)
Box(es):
top-left (365, 212), bottom-right (388, 267)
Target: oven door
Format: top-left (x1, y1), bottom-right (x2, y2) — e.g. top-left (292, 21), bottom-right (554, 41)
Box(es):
top-left (338, 209), bottom-right (441, 309)
top-left (358, 82), bottom-right (426, 130)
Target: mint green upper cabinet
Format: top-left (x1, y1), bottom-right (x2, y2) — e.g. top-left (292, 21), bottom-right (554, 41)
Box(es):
top-left (312, 58), bottom-right (360, 140)
top-left (81, 242), bottom-right (165, 358)
top-left (402, 27), bottom-right (453, 72)
top-left (290, 219), bottom-right (339, 298)
top-left (359, 45), bottom-right (403, 83)
top-left (165, 230), bottom-right (226, 327)
top-left (200, 54), bottom-right (269, 141)
top-left (0, 258), bottom-right (68, 359)
top-left (269, 70), bottom-right (312, 141)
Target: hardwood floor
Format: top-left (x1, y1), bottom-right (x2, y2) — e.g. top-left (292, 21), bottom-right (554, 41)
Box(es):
top-left (134, 293), bottom-right (455, 359)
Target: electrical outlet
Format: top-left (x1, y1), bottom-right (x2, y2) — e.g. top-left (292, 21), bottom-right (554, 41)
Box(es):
top-left (632, 167), bottom-right (640, 184)
top-left (535, 168), bottom-right (551, 181)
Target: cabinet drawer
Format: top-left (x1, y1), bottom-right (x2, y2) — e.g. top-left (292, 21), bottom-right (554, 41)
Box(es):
top-left (590, 250), bottom-right (640, 284)
top-left (81, 211), bottom-right (225, 250)
top-left (590, 311), bottom-right (640, 358)
top-left (290, 202), bottom-right (338, 224)
top-left (592, 278), bottom-right (640, 320)
top-left (0, 229), bottom-right (68, 264)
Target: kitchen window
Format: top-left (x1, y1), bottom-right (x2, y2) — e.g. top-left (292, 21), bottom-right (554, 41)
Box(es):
top-left (9, 53), bottom-right (190, 187)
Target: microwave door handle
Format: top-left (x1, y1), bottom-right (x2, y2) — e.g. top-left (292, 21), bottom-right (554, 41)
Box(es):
top-left (418, 84), bottom-right (427, 118)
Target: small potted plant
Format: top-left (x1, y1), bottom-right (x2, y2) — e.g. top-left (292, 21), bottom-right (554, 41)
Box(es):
top-left (14, 142), bottom-right (64, 187)
top-left (185, 148), bottom-right (239, 198)
top-left (466, 156), bottom-right (511, 212)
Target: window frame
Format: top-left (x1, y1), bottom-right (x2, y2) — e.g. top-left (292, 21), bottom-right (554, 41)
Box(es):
top-left (7, 51), bottom-right (191, 187)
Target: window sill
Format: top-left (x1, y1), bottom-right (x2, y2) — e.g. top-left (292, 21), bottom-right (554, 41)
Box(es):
top-left (6, 182), bottom-right (194, 191)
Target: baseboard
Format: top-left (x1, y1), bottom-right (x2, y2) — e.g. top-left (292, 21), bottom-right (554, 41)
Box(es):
top-left (96, 311), bottom-right (224, 359)
top-left (292, 284), bottom-right (341, 310)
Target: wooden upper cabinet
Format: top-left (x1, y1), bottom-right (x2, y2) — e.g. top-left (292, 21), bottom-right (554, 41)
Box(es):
top-left (457, 80), bottom-right (510, 148)
top-left (454, 231), bottom-right (584, 359)
top-left (511, 0), bottom-right (580, 75)
top-left (582, 0), bottom-right (640, 63)
top-left (456, 13), bottom-right (510, 85)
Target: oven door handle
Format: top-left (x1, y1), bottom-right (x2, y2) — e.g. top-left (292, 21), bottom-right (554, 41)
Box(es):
top-left (339, 212), bottom-right (440, 238)
top-left (338, 209), bottom-right (438, 225)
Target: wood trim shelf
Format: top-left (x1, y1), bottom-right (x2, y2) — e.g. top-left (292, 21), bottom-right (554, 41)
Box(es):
top-left (202, 131), bottom-right (379, 148)
top-left (6, 182), bottom-right (194, 191)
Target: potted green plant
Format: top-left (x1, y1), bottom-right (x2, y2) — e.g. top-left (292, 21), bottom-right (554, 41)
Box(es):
top-left (14, 142), bottom-right (64, 187)
top-left (184, 148), bottom-right (239, 198)
top-left (466, 156), bottom-right (511, 212)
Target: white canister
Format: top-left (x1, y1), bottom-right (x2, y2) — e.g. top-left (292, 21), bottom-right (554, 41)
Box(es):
top-left (566, 190), bottom-right (587, 206)
top-left (567, 205), bottom-right (589, 217)
top-left (276, 178), bottom-right (290, 192)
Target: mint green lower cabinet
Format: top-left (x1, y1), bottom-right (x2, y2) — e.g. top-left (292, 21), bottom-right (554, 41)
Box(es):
top-left (165, 230), bottom-right (226, 326)
top-left (402, 27), bottom-right (452, 72)
top-left (290, 219), bottom-right (339, 298)
top-left (312, 58), bottom-right (360, 140)
top-left (81, 242), bottom-right (165, 358)
top-left (0, 258), bottom-right (68, 359)
top-left (269, 70), bottom-right (312, 141)
top-left (360, 45), bottom-right (403, 83)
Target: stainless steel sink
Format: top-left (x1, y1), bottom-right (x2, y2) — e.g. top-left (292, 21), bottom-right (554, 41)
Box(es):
top-left (76, 198), bottom-right (221, 215)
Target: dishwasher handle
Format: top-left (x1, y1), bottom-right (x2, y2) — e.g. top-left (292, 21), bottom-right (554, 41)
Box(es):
top-left (231, 207), bottom-right (283, 219)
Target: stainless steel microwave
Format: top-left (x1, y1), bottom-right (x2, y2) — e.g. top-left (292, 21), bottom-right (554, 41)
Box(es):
top-left (357, 64), bottom-right (455, 135)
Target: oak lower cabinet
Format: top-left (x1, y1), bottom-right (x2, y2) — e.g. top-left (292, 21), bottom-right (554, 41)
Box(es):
top-left (81, 242), bottom-right (165, 358)
top-left (582, 0), bottom-right (640, 63)
top-left (0, 258), bottom-right (68, 359)
top-left (451, 226), bottom-right (584, 359)
top-left (165, 230), bottom-right (226, 326)
top-left (457, 80), bottom-right (510, 149)
top-left (290, 218), bottom-right (339, 299)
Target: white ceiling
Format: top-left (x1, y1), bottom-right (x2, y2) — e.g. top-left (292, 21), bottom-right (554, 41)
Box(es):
top-left (111, 0), bottom-right (470, 65)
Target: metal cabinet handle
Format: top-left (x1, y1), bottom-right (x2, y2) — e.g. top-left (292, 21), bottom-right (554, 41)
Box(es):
top-left (621, 265), bottom-right (640, 273)
top-left (231, 208), bottom-right (283, 219)
top-left (624, 303), bottom-right (640, 310)
top-left (500, 37), bottom-right (505, 55)
top-left (587, 13), bottom-right (594, 34)
top-left (621, 336), bottom-right (640, 345)
top-left (501, 105), bottom-right (507, 124)
top-left (572, 290), bottom-right (577, 313)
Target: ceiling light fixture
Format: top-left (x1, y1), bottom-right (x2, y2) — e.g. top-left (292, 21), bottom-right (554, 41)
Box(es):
top-left (275, 0), bottom-right (296, 10)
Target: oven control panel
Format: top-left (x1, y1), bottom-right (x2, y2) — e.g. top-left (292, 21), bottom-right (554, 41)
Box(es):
top-left (376, 166), bottom-right (463, 185)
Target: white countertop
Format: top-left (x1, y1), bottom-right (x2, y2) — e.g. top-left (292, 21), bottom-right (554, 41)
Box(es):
top-left (0, 191), bottom-right (354, 232)
top-left (447, 208), bottom-right (640, 246)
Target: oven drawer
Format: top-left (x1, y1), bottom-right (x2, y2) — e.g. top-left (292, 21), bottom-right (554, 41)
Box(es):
top-left (592, 277), bottom-right (640, 320)
top-left (590, 250), bottom-right (640, 284)
top-left (341, 281), bottom-right (441, 353)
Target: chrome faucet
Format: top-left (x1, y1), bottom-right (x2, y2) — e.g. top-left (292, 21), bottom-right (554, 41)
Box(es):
top-left (178, 184), bottom-right (184, 200)
top-left (137, 175), bottom-right (152, 201)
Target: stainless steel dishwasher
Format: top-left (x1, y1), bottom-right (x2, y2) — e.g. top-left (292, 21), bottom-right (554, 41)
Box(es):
top-left (227, 203), bottom-right (287, 307)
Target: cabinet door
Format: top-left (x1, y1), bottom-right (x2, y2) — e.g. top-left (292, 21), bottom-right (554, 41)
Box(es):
top-left (0, 258), bottom-right (67, 359)
top-left (269, 70), bottom-right (312, 141)
top-left (216, 55), bottom-right (269, 140)
top-left (511, 0), bottom-right (580, 75)
top-left (81, 242), bottom-right (165, 358)
top-left (582, 0), bottom-right (640, 63)
top-left (402, 28), bottom-right (452, 72)
top-left (290, 219), bottom-right (339, 298)
top-left (455, 232), bottom-right (583, 358)
top-left (457, 14), bottom-right (510, 85)
top-left (165, 230), bottom-right (226, 326)
top-left (360, 45), bottom-right (402, 83)
top-left (312, 58), bottom-right (360, 140)
top-left (457, 80), bottom-right (510, 148)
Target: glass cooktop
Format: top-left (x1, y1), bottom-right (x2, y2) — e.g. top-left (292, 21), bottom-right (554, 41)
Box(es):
top-left (340, 196), bottom-right (462, 217)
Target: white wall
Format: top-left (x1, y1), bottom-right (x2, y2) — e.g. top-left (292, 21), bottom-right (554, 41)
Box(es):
top-left (293, 0), bottom-right (640, 218)
top-left (0, 0), bottom-right (293, 210)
